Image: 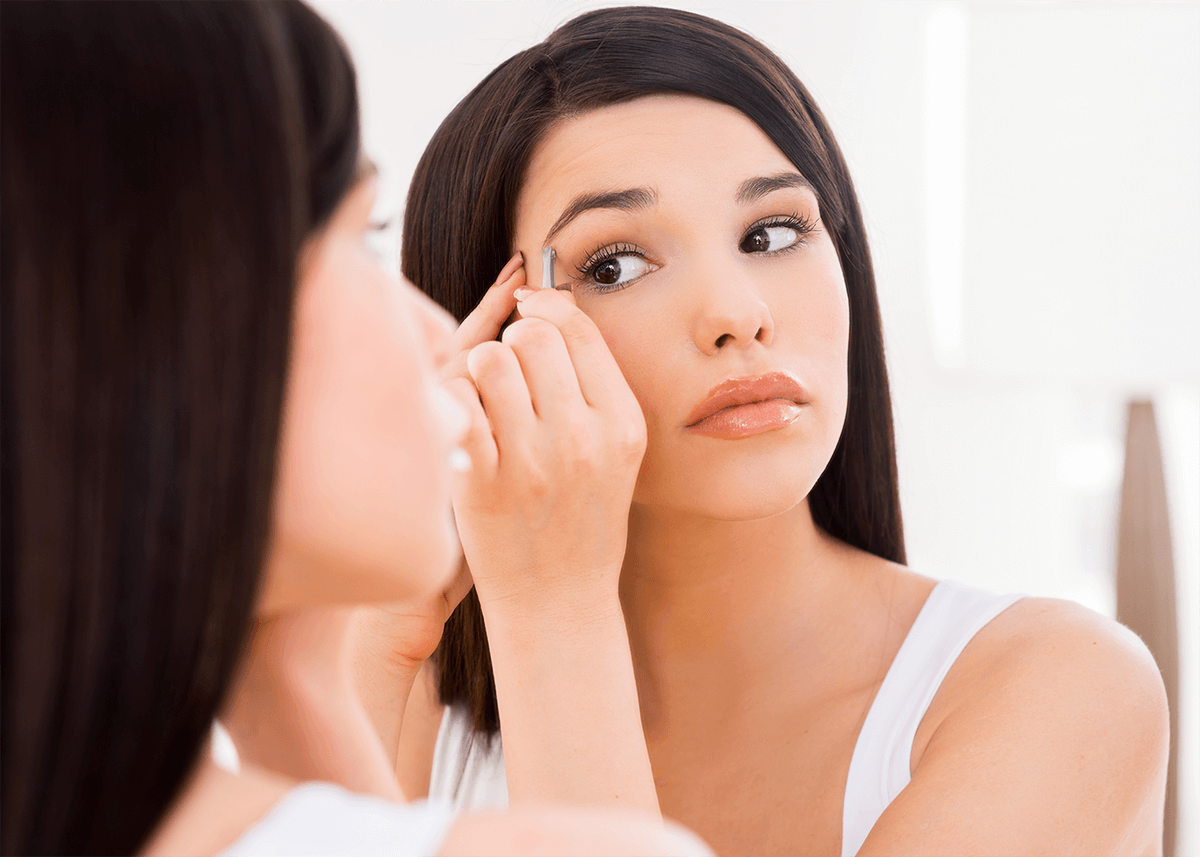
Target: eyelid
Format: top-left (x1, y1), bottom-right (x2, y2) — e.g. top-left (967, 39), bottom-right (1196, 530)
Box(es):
top-left (574, 241), bottom-right (646, 277)
top-left (745, 211), bottom-right (816, 232)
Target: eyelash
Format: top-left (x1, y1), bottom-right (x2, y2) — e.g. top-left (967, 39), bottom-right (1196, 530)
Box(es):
top-left (571, 212), bottom-right (818, 295)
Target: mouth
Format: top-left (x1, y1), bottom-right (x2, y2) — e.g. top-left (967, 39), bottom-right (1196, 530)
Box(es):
top-left (685, 372), bottom-right (809, 440)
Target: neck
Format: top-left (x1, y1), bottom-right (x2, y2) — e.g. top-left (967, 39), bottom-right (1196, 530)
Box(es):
top-left (223, 608), bottom-right (404, 801)
top-left (619, 499), bottom-right (857, 734)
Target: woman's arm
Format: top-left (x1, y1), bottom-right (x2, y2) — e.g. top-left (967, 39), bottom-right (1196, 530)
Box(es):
top-left (441, 265), bottom-right (658, 812)
top-left (859, 598), bottom-right (1169, 856)
top-left (442, 807), bottom-right (711, 857)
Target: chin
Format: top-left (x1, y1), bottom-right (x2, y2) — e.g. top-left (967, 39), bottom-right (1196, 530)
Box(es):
top-left (406, 509), bottom-right (462, 598)
top-left (635, 459), bottom-right (822, 522)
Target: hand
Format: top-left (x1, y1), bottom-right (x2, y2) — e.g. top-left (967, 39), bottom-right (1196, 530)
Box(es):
top-left (436, 257), bottom-right (657, 811)
top-left (446, 272), bottom-right (647, 616)
top-left (438, 252), bottom-right (524, 388)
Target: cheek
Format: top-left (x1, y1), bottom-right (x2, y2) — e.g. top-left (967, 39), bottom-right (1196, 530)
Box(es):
top-left (579, 300), bottom-right (669, 425)
top-left (272, 250), bottom-right (454, 597)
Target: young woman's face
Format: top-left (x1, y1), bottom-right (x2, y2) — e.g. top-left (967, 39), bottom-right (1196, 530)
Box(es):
top-left (514, 95), bottom-right (849, 521)
top-left (259, 175), bottom-right (468, 613)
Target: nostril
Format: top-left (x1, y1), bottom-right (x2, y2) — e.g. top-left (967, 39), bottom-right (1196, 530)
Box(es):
top-left (715, 333), bottom-right (732, 349)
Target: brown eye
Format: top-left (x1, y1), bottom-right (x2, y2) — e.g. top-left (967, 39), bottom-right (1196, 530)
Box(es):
top-left (740, 224), bottom-right (801, 254)
top-left (594, 258), bottom-right (621, 285)
top-left (582, 253), bottom-right (655, 292)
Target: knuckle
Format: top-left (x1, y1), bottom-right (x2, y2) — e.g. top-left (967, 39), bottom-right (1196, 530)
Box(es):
top-left (559, 310), bottom-right (597, 344)
top-left (501, 317), bottom-right (559, 351)
top-left (467, 341), bottom-right (514, 378)
top-left (614, 415), bottom-right (648, 458)
top-left (521, 463), bottom-right (552, 500)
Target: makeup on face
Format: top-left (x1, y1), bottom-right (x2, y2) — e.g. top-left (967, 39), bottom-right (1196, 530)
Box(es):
top-left (684, 372), bottom-right (809, 440)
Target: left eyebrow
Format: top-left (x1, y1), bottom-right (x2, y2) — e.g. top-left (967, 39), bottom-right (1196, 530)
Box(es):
top-left (544, 187), bottom-right (657, 244)
top-left (735, 172), bottom-right (813, 204)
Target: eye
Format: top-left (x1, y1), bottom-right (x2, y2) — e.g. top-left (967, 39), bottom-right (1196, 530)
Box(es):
top-left (576, 243), bottom-right (657, 293)
top-left (739, 214), bottom-right (816, 255)
top-left (362, 219), bottom-right (393, 262)
top-left (740, 224), bottom-right (800, 254)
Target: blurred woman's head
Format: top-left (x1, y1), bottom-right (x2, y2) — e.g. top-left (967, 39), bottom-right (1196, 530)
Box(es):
top-left (402, 5), bottom-right (904, 733)
top-left (2, 2), bottom-right (462, 853)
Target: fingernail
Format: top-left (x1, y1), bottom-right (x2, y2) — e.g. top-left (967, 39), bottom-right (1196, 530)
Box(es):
top-left (513, 288), bottom-right (534, 301)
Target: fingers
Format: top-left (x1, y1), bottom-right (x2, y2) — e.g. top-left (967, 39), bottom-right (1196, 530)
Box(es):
top-left (443, 376), bottom-right (497, 474)
top-left (449, 253), bottom-right (525, 355)
top-left (501, 318), bottom-right (584, 420)
top-left (511, 288), bottom-right (639, 413)
top-left (466, 341), bottom-right (537, 462)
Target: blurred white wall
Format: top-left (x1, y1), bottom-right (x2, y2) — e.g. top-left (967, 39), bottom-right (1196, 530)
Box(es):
top-left (311, 0), bottom-right (1199, 849)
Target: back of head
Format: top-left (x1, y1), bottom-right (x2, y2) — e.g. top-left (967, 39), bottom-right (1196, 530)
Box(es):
top-left (402, 5), bottom-right (904, 735)
top-left (0, 2), bottom-right (358, 853)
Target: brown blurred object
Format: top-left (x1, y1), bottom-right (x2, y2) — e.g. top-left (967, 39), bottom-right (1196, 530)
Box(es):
top-left (1116, 400), bottom-right (1179, 857)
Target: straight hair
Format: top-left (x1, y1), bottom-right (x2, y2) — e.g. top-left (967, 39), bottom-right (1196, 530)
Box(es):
top-left (0, 2), bottom-right (359, 853)
top-left (401, 6), bottom-right (905, 737)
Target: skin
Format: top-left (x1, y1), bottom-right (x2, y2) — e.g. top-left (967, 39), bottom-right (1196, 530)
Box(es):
top-left (389, 95), bottom-right (1169, 856)
top-left (145, 177), bottom-right (703, 856)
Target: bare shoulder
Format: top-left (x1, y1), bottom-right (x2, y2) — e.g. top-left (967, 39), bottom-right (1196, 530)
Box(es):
top-left (939, 596), bottom-right (1168, 745)
top-left (396, 661), bottom-right (444, 800)
top-left (866, 597), bottom-right (1170, 856)
top-left (441, 808), bottom-right (712, 857)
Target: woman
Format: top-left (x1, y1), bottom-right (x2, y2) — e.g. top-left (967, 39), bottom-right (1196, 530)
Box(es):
top-left (395, 7), bottom-right (1170, 855)
top-left (0, 3), bottom-right (707, 854)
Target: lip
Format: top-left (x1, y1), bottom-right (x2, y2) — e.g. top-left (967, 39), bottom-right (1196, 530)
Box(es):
top-left (685, 372), bottom-right (810, 439)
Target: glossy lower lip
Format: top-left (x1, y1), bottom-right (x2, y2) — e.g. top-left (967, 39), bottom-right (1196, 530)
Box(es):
top-left (684, 371), bottom-right (810, 438)
top-left (686, 399), bottom-right (804, 439)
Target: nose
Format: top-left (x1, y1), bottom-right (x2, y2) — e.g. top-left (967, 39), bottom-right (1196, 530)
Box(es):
top-left (689, 261), bottom-right (775, 356)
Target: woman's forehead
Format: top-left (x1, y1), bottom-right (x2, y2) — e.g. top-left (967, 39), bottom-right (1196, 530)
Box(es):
top-left (518, 96), bottom-right (798, 222)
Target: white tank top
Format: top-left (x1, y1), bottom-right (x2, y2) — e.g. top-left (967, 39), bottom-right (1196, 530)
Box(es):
top-left (429, 578), bottom-right (1022, 856)
top-left (221, 783), bottom-right (455, 856)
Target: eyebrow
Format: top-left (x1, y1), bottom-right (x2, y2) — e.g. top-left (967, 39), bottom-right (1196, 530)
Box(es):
top-left (544, 187), bottom-right (657, 244)
top-left (735, 172), bottom-right (813, 204)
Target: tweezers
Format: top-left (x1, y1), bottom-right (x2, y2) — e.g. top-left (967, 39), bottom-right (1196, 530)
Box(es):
top-left (541, 245), bottom-right (556, 290)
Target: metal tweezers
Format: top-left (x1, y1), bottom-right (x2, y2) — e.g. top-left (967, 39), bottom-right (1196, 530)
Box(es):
top-left (541, 245), bottom-right (556, 290)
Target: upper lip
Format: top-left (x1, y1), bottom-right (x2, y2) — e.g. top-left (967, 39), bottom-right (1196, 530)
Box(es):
top-left (685, 371), bottom-right (810, 427)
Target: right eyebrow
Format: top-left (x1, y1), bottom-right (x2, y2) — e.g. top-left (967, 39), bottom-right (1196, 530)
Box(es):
top-left (735, 172), bottom-right (813, 204)
top-left (544, 187), bottom-right (657, 244)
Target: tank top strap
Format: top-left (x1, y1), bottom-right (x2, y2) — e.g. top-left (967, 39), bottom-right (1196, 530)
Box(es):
top-left (841, 579), bottom-right (1022, 857)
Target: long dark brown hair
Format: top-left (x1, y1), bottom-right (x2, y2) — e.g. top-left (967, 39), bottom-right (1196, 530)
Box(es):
top-left (402, 6), bottom-right (905, 736)
top-left (0, 2), bottom-right (359, 854)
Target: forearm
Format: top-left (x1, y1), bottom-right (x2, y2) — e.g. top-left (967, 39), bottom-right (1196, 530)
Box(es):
top-left (350, 621), bottom-right (425, 763)
top-left (481, 592), bottom-right (659, 813)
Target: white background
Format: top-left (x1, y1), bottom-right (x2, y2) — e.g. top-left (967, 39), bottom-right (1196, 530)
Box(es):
top-left (311, 1), bottom-right (1199, 850)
